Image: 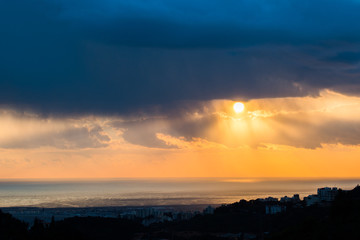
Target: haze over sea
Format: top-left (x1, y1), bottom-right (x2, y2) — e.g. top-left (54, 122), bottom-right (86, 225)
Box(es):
top-left (0, 178), bottom-right (359, 208)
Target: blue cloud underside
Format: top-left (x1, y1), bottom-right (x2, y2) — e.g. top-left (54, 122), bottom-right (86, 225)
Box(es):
top-left (1, 0), bottom-right (360, 115)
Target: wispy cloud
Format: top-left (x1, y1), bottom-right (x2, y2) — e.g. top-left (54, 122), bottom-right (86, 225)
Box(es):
top-left (0, 110), bottom-right (110, 149)
top-left (108, 90), bottom-right (360, 149)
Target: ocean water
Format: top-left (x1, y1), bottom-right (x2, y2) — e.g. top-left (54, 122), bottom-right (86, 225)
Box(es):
top-left (0, 178), bottom-right (359, 208)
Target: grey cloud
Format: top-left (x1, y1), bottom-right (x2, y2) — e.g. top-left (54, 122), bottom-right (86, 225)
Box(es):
top-left (272, 115), bottom-right (360, 149)
top-left (110, 119), bottom-right (174, 148)
top-left (110, 113), bottom-right (223, 148)
top-left (0, 125), bottom-right (110, 149)
top-left (111, 110), bottom-right (360, 149)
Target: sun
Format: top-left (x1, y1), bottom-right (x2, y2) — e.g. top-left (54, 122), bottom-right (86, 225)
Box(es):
top-left (233, 102), bottom-right (245, 113)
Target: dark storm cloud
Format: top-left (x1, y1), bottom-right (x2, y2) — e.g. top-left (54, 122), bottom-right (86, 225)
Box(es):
top-left (2, 0), bottom-right (360, 115)
top-left (325, 52), bottom-right (360, 64)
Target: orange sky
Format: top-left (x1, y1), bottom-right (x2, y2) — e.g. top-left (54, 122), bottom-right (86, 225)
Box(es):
top-left (1, 90), bottom-right (360, 179)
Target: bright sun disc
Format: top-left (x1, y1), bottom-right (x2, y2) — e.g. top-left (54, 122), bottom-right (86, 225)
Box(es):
top-left (233, 102), bottom-right (245, 113)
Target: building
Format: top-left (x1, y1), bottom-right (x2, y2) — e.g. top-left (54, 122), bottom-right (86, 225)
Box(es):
top-left (318, 187), bottom-right (338, 202)
top-left (265, 205), bottom-right (286, 214)
top-left (304, 194), bottom-right (320, 206)
top-left (136, 208), bottom-right (156, 218)
top-left (264, 197), bottom-right (279, 202)
top-left (280, 196), bottom-right (290, 203)
top-left (203, 206), bottom-right (215, 215)
top-left (257, 197), bottom-right (279, 202)
top-left (279, 194), bottom-right (301, 203)
top-left (293, 194), bottom-right (300, 202)
top-left (303, 187), bottom-right (339, 206)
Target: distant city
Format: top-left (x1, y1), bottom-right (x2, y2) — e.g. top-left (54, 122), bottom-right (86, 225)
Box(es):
top-left (1, 184), bottom-right (360, 239)
top-left (1, 186), bottom-right (349, 227)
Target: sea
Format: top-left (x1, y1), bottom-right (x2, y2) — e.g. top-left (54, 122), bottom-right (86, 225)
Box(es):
top-left (0, 178), bottom-right (359, 208)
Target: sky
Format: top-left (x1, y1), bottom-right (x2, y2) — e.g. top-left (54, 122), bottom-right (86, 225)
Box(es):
top-left (1, 0), bottom-right (360, 179)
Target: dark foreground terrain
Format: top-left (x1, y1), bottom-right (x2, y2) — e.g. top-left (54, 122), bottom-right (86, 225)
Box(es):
top-left (1, 186), bottom-right (360, 240)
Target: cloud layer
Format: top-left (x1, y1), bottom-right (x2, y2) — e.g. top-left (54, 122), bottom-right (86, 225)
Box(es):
top-left (0, 110), bottom-right (110, 149)
top-left (1, 90), bottom-right (359, 150)
top-left (1, 0), bottom-right (360, 115)
top-left (111, 90), bottom-right (360, 149)
top-left (2, 90), bottom-right (360, 178)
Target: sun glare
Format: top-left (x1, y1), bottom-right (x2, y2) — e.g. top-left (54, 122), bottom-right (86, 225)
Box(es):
top-left (233, 102), bottom-right (245, 113)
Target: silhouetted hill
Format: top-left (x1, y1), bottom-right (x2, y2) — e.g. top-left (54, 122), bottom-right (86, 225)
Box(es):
top-left (37, 217), bottom-right (144, 240)
top-left (0, 209), bottom-right (28, 240)
top-left (154, 200), bottom-right (267, 233)
top-left (268, 185), bottom-right (360, 240)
